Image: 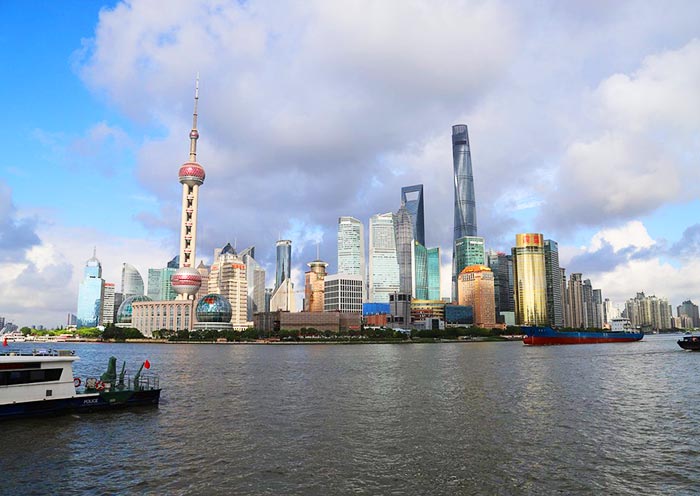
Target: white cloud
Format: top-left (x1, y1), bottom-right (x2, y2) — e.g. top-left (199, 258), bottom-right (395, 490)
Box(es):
top-left (589, 220), bottom-right (655, 252)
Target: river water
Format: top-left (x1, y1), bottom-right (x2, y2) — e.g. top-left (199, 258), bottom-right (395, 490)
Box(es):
top-left (2, 335), bottom-right (699, 495)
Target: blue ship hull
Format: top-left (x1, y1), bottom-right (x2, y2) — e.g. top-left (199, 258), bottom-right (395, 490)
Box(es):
top-left (523, 326), bottom-right (644, 345)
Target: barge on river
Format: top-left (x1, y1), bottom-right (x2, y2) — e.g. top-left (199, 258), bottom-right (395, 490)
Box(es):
top-left (522, 326), bottom-right (644, 346)
top-left (0, 349), bottom-right (160, 420)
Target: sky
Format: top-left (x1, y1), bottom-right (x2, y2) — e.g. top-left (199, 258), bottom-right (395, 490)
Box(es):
top-left (1, 0), bottom-right (699, 328)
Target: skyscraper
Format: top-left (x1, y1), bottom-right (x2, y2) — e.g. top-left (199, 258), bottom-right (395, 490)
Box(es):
top-left (208, 243), bottom-right (248, 329)
top-left (486, 250), bottom-right (514, 321)
top-left (240, 247), bottom-right (266, 321)
top-left (427, 247), bottom-right (441, 300)
top-left (457, 265), bottom-right (496, 328)
top-left (677, 300), bottom-right (700, 327)
top-left (76, 248), bottom-right (105, 328)
top-left (413, 241), bottom-right (428, 299)
top-left (400, 184), bottom-right (425, 246)
top-left (275, 239), bottom-right (292, 291)
top-left (454, 236), bottom-right (485, 275)
top-left (171, 77), bottom-right (205, 300)
top-left (512, 233), bottom-right (548, 325)
top-left (368, 212), bottom-right (400, 303)
top-left (337, 217), bottom-right (365, 296)
top-left (452, 124), bottom-right (478, 299)
top-left (121, 263), bottom-right (145, 299)
top-left (543, 239), bottom-right (564, 327)
top-left (324, 274), bottom-right (363, 313)
top-left (101, 282), bottom-right (116, 325)
top-left (566, 273), bottom-right (585, 328)
top-left (395, 204), bottom-right (414, 294)
top-left (305, 258), bottom-right (328, 312)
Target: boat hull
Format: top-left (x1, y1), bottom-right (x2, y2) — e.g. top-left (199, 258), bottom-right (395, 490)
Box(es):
top-left (523, 326), bottom-right (644, 346)
top-left (678, 338), bottom-right (700, 351)
top-left (0, 389), bottom-right (161, 420)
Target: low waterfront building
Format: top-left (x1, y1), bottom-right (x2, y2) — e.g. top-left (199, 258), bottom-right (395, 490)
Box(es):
top-left (324, 274), bottom-right (363, 313)
top-left (253, 311), bottom-right (362, 334)
top-left (131, 299), bottom-right (194, 338)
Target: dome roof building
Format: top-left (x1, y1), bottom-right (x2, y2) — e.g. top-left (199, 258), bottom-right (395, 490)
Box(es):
top-left (194, 294), bottom-right (233, 332)
top-left (117, 295), bottom-right (153, 324)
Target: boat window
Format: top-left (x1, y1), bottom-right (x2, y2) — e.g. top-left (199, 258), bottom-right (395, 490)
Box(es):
top-left (0, 368), bottom-right (63, 386)
top-left (0, 362), bottom-right (42, 370)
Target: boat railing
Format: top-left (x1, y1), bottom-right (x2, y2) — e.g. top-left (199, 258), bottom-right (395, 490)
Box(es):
top-left (0, 349), bottom-right (75, 357)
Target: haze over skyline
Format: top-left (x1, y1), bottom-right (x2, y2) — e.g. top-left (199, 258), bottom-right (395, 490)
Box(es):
top-left (1, 0), bottom-right (699, 327)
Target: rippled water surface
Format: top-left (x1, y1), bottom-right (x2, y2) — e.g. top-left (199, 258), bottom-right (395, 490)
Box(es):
top-left (3, 335), bottom-right (700, 495)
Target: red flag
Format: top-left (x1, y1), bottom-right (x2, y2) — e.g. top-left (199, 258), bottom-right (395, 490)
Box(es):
top-left (2, 337), bottom-right (7, 347)
top-left (144, 359), bottom-right (151, 369)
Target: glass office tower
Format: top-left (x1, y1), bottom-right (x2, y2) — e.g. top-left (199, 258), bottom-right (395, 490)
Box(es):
top-left (76, 250), bottom-right (105, 328)
top-left (452, 124), bottom-right (478, 299)
top-left (512, 233), bottom-right (548, 325)
top-left (275, 240), bottom-right (292, 291)
top-left (401, 184), bottom-right (425, 246)
top-left (427, 247), bottom-right (441, 300)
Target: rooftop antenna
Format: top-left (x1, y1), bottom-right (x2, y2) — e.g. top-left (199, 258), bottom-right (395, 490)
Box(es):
top-left (316, 242), bottom-right (320, 261)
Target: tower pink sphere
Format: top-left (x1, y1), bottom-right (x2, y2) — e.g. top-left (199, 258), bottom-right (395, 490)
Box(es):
top-left (178, 161), bottom-right (206, 186)
top-left (171, 267), bottom-right (202, 296)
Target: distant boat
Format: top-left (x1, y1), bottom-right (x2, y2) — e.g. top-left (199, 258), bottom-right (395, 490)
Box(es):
top-left (678, 335), bottom-right (700, 351)
top-left (522, 326), bottom-right (644, 346)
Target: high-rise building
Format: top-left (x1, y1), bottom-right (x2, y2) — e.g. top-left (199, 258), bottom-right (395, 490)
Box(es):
top-left (625, 292), bottom-right (672, 331)
top-left (457, 265), bottom-right (496, 328)
top-left (427, 247), bottom-right (441, 300)
top-left (566, 273), bottom-right (585, 328)
top-left (76, 248), bottom-right (105, 328)
top-left (324, 274), bottom-right (363, 313)
top-left (121, 263), bottom-right (144, 299)
top-left (454, 236), bottom-right (485, 277)
top-left (240, 247), bottom-right (266, 321)
top-left (395, 204), bottom-right (414, 295)
top-left (101, 283), bottom-right (116, 325)
top-left (270, 278), bottom-right (295, 312)
top-left (486, 250), bottom-right (514, 322)
top-left (677, 300), bottom-right (700, 327)
top-left (208, 243), bottom-right (249, 330)
top-left (147, 267), bottom-right (177, 301)
top-left (512, 233), bottom-right (548, 325)
top-left (452, 124), bottom-right (478, 299)
top-left (400, 184), bottom-right (425, 246)
top-left (543, 240), bottom-right (564, 327)
top-left (560, 268), bottom-right (568, 326)
top-left (195, 261), bottom-right (210, 303)
top-left (337, 217), bottom-right (365, 299)
top-left (413, 241), bottom-right (428, 300)
top-left (275, 240), bottom-right (292, 291)
top-left (171, 77), bottom-right (205, 300)
top-left (305, 258), bottom-right (328, 312)
top-left (582, 279), bottom-right (594, 328)
top-left (368, 212), bottom-right (400, 303)
top-left (592, 288), bottom-right (604, 329)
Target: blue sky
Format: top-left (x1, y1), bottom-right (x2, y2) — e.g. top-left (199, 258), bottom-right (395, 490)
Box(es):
top-left (1, 0), bottom-right (699, 327)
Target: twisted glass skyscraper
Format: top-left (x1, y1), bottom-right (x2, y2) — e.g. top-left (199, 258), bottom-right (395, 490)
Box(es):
top-left (452, 124), bottom-right (478, 299)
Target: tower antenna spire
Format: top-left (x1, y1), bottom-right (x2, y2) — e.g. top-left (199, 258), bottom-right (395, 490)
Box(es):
top-left (189, 74), bottom-right (200, 162)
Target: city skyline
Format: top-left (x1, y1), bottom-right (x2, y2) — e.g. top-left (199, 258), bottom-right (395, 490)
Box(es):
top-left (2, 1), bottom-right (700, 326)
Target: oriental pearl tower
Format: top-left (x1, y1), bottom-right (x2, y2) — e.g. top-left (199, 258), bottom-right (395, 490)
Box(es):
top-left (171, 77), bottom-right (206, 300)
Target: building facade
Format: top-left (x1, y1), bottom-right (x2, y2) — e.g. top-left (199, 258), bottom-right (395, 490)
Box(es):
top-left (457, 265), bottom-right (496, 328)
top-left (305, 259), bottom-right (328, 312)
top-left (487, 250), bottom-right (514, 321)
top-left (121, 263), bottom-right (145, 299)
top-left (395, 204), bottom-right (414, 295)
top-left (455, 236), bottom-right (485, 279)
top-left (543, 240), bottom-right (564, 327)
top-left (208, 243), bottom-right (249, 330)
top-left (368, 212), bottom-right (400, 303)
top-left (240, 247), bottom-right (266, 321)
top-left (512, 233), bottom-right (548, 326)
top-left (337, 217), bottom-right (365, 300)
top-left (427, 247), bottom-right (441, 300)
top-left (324, 274), bottom-right (363, 313)
top-left (101, 282), bottom-right (116, 325)
top-left (677, 300), bottom-right (700, 327)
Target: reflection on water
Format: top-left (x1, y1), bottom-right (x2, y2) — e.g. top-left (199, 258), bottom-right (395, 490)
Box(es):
top-left (2, 335), bottom-right (698, 494)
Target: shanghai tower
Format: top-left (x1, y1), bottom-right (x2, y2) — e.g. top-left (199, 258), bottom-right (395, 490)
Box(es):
top-left (452, 124), bottom-right (478, 299)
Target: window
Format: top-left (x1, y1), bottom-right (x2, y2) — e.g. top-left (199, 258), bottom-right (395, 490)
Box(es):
top-left (0, 368), bottom-right (63, 386)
